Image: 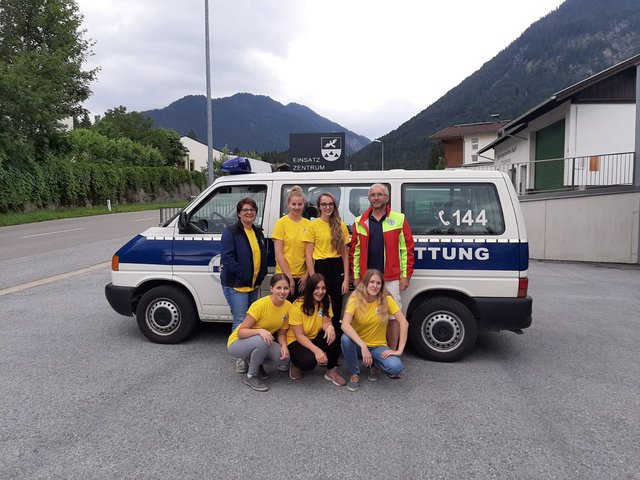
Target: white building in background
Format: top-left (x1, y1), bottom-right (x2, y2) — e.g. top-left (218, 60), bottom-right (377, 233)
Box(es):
top-left (180, 136), bottom-right (226, 172)
top-left (180, 136), bottom-right (273, 173)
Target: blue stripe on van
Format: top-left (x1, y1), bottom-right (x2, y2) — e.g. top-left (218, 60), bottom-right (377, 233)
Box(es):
top-left (118, 236), bottom-right (528, 272)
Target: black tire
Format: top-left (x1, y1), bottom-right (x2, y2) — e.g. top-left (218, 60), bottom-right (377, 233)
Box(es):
top-left (135, 285), bottom-right (198, 344)
top-left (409, 297), bottom-right (478, 362)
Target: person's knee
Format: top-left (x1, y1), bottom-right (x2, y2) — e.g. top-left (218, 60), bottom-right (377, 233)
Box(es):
top-left (386, 358), bottom-right (403, 375)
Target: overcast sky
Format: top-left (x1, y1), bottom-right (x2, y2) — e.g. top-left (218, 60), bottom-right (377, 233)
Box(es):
top-left (77, 0), bottom-right (565, 140)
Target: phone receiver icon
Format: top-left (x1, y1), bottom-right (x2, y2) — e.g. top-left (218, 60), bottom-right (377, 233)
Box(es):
top-left (438, 210), bottom-right (450, 226)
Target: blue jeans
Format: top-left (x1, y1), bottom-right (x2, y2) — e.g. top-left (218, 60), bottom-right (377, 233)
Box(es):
top-left (223, 286), bottom-right (260, 331)
top-left (340, 335), bottom-right (403, 376)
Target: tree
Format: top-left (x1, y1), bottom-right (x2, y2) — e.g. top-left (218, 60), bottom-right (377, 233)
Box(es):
top-left (93, 106), bottom-right (187, 166)
top-left (0, 0), bottom-right (98, 166)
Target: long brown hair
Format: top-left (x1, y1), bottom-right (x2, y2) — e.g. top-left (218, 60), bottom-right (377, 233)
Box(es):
top-left (301, 273), bottom-right (331, 317)
top-left (318, 192), bottom-right (345, 255)
top-left (351, 269), bottom-right (389, 321)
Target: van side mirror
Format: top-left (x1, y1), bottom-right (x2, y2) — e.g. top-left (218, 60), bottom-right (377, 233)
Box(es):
top-left (178, 211), bottom-right (188, 231)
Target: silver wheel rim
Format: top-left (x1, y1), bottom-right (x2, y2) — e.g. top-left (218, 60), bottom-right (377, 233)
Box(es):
top-left (145, 298), bottom-right (181, 336)
top-left (421, 310), bottom-right (464, 353)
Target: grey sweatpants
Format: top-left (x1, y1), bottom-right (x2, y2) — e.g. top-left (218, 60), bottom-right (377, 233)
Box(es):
top-left (228, 336), bottom-right (288, 377)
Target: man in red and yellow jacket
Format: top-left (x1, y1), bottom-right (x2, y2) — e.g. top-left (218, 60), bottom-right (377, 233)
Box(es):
top-left (350, 184), bottom-right (414, 350)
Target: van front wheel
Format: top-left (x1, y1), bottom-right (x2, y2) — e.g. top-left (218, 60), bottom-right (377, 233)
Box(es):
top-left (136, 286), bottom-right (197, 344)
top-left (409, 297), bottom-right (477, 362)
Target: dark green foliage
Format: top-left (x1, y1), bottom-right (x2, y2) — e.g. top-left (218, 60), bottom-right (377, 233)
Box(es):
top-left (92, 106), bottom-right (187, 166)
top-left (349, 0), bottom-right (640, 170)
top-left (0, 159), bottom-right (206, 213)
top-left (0, 0), bottom-right (98, 167)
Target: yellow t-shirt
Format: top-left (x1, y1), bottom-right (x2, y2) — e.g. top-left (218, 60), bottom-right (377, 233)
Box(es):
top-left (285, 299), bottom-right (334, 345)
top-left (273, 215), bottom-right (310, 278)
top-left (345, 294), bottom-right (400, 347)
top-left (227, 296), bottom-right (291, 348)
top-left (235, 227), bottom-right (261, 293)
top-left (302, 218), bottom-right (349, 260)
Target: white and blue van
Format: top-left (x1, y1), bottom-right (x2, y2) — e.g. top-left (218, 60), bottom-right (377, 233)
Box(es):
top-left (105, 170), bottom-right (532, 361)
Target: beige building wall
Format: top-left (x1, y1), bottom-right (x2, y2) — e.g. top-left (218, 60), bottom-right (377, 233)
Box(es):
top-left (521, 192), bottom-right (640, 263)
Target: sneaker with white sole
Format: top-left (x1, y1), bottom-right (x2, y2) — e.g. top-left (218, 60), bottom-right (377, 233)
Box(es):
top-left (324, 370), bottom-right (346, 387)
top-left (367, 366), bottom-right (380, 382)
top-left (289, 363), bottom-right (302, 380)
top-left (234, 357), bottom-right (248, 373)
top-left (245, 375), bottom-right (269, 392)
top-left (346, 374), bottom-right (360, 392)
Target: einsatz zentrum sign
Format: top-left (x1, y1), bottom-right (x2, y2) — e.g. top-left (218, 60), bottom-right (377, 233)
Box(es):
top-left (289, 132), bottom-right (345, 172)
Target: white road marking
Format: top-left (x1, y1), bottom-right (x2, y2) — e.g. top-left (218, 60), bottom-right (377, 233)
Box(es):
top-left (134, 217), bottom-right (159, 222)
top-left (0, 262), bottom-right (111, 296)
top-left (20, 227), bottom-right (85, 239)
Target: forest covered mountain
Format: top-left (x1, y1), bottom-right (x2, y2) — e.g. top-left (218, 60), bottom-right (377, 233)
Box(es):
top-left (141, 93), bottom-right (370, 156)
top-left (350, 0), bottom-right (640, 169)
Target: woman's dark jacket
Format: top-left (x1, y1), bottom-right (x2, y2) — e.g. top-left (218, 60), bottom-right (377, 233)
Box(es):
top-left (220, 221), bottom-right (267, 289)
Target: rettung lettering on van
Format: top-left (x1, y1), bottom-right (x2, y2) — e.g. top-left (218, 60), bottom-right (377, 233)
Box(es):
top-left (413, 239), bottom-right (528, 271)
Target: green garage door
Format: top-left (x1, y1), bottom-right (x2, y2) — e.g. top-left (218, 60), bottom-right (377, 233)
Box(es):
top-left (534, 120), bottom-right (565, 191)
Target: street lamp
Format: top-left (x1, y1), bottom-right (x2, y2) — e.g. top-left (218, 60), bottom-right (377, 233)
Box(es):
top-left (373, 139), bottom-right (384, 170)
top-left (205, 0), bottom-right (214, 185)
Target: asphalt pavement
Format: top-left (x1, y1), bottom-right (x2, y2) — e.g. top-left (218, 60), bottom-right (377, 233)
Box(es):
top-left (1, 255), bottom-right (639, 479)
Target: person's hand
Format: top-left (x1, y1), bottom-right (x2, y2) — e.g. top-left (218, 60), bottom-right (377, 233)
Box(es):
top-left (314, 350), bottom-right (328, 366)
top-left (353, 278), bottom-right (360, 288)
top-left (258, 329), bottom-right (273, 345)
top-left (399, 278), bottom-right (409, 291)
top-left (323, 324), bottom-right (335, 345)
top-left (341, 278), bottom-right (349, 295)
top-left (280, 344), bottom-right (290, 360)
top-left (289, 277), bottom-right (295, 292)
top-left (361, 346), bottom-right (372, 367)
top-left (298, 274), bottom-right (308, 292)
top-left (380, 349), bottom-right (400, 359)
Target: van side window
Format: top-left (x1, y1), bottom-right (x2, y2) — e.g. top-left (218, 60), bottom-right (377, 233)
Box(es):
top-left (280, 183), bottom-right (390, 231)
top-left (185, 185), bottom-right (268, 234)
top-left (402, 183), bottom-right (505, 235)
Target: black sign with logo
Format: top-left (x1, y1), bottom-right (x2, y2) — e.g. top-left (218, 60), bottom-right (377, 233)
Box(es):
top-left (289, 132), bottom-right (345, 172)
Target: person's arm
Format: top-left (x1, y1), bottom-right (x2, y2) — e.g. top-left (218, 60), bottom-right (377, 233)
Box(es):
top-left (349, 222), bottom-right (360, 287)
top-left (292, 324), bottom-right (327, 364)
top-left (220, 228), bottom-right (243, 277)
top-left (277, 327), bottom-right (289, 360)
top-left (237, 314), bottom-right (273, 345)
top-left (341, 311), bottom-right (373, 367)
top-left (341, 248), bottom-right (350, 295)
top-left (274, 239), bottom-right (295, 291)
top-left (321, 316), bottom-right (335, 345)
top-left (381, 310), bottom-right (409, 358)
top-left (399, 217), bottom-right (415, 291)
top-left (304, 242), bottom-right (315, 276)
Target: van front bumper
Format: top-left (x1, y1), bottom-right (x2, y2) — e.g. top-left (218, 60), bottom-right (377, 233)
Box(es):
top-left (475, 296), bottom-right (532, 331)
top-left (105, 283), bottom-right (135, 317)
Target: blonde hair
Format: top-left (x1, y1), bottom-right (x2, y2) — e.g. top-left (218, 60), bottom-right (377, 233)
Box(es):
top-left (318, 192), bottom-right (345, 255)
top-left (287, 185), bottom-right (305, 203)
top-left (351, 269), bottom-right (389, 321)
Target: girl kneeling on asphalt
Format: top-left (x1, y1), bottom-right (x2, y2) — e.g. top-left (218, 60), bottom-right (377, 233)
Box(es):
top-left (286, 273), bottom-right (346, 386)
top-left (340, 269), bottom-right (409, 392)
top-left (227, 273), bottom-right (292, 392)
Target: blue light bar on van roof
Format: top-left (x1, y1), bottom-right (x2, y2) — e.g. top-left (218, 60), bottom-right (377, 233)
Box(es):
top-left (221, 157), bottom-right (252, 174)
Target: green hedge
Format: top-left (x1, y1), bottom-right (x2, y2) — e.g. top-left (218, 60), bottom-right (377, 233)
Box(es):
top-left (0, 159), bottom-right (206, 213)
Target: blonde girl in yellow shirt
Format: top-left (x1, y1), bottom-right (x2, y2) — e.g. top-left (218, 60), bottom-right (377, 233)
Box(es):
top-left (302, 192), bottom-right (350, 337)
top-left (273, 185), bottom-right (310, 302)
top-left (227, 273), bottom-right (292, 392)
top-left (340, 269), bottom-right (409, 392)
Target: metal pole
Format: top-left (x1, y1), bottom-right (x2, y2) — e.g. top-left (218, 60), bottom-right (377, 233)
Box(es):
top-left (205, 0), bottom-right (214, 186)
top-left (381, 141), bottom-right (384, 171)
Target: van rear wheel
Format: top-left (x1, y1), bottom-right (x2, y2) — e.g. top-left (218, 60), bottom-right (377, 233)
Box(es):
top-left (409, 297), bottom-right (477, 362)
top-left (136, 286), bottom-right (197, 344)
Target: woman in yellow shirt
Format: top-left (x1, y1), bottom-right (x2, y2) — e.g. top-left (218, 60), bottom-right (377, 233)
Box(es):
top-left (227, 273), bottom-right (291, 392)
top-left (340, 269), bottom-right (409, 392)
top-left (302, 192), bottom-right (350, 337)
top-left (286, 274), bottom-right (346, 386)
top-left (273, 185), bottom-right (310, 302)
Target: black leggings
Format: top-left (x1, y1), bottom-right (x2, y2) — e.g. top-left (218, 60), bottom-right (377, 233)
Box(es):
top-left (313, 257), bottom-right (345, 336)
top-left (289, 334), bottom-right (340, 370)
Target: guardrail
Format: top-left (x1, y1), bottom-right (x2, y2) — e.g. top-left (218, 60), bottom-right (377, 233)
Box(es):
top-left (159, 206), bottom-right (184, 225)
top-left (466, 151), bottom-right (635, 194)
